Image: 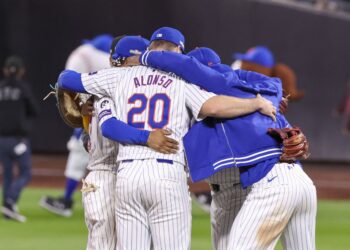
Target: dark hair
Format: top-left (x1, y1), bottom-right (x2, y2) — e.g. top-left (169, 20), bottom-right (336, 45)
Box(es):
top-left (3, 55), bottom-right (25, 79)
top-left (4, 55), bottom-right (25, 74)
top-left (109, 35), bottom-right (126, 67)
top-left (109, 35), bottom-right (126, 56)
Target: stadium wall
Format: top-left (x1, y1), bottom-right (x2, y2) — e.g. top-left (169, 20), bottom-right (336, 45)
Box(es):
top-left (1, 0), bottom-right (350, 161)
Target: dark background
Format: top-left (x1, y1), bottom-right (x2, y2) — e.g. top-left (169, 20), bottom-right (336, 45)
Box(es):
top-left (1, 0), bottom-right (349, 160)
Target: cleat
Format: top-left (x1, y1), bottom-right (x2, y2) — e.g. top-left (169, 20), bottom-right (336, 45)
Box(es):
top-left (39, 196), bottom-right (73, 217)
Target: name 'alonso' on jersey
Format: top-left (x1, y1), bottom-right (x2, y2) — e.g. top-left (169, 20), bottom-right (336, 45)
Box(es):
top-left (81, 65), bottom-right (215, 166)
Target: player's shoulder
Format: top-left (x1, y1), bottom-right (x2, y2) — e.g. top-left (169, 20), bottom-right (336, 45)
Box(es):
top-left (93, 66), bottom-right (128, 76)
top-left (142, 66), bottom-right (186, 82)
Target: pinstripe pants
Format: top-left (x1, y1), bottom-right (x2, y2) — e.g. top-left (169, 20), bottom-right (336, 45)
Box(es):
top-left (115, 159), bottom-right (191, 250)
top-left (228, 163), bottom-right (317, 250)
top-left (210, 183), bottom-right (250, 250)
top-left (82, 170), bottom-right (117, 250)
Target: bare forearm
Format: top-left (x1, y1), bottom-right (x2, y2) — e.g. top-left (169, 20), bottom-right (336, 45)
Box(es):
top-left (200, 95), bottom-right (261, 118)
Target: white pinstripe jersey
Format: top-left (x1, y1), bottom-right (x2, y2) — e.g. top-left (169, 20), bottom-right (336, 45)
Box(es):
top-left (81, 65), bottom-right (216, 166)
top-left (87, 96), bottom-right (119, 171)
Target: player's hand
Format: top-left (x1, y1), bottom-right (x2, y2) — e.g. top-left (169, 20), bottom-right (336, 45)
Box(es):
top-left (256, 94), bottom-right (276, 122)
top-left (279, 95), bottom-right (289, 115)
top-left (81, 99), bottom-right (94, 116)
top-left (147, 129), bottom-right (179, 154)
top-left (127, 55), bottom-right (141, 66)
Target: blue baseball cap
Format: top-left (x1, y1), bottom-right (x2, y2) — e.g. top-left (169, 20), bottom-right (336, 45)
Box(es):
top-left (233, 46), bottom-right (275, 68)
top-left (187, 47), bottom-right (232, 74)
top-left (150, 27), bottom-right (185, 52)
top-left (112, 36), bottom-right (149, 60)
top-left (83, 34), bottom-right (114, 53)
top-left (187, 47), bottom-right (221, 66)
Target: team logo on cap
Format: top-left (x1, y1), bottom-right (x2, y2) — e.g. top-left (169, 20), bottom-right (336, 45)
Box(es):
top-left (130, 49), bottom-right (142, 55)
top-left (156, 33), bottom-right (163, 38)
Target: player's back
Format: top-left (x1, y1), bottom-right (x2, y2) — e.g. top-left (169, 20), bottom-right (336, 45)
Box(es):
top-left (113, 65), bottom-right (211, 165)
top-left (65, 44), bottom-right (110, 73)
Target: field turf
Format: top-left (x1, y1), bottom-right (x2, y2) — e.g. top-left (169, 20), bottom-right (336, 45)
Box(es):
top-left (0, 188), bottom-right (350, 250)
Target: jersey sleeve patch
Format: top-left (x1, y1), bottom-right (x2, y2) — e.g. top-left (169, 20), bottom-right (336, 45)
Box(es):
top-left (98, 109), bottom-right (112, 122)
top-left (97, 99), bottom-right (112, 121)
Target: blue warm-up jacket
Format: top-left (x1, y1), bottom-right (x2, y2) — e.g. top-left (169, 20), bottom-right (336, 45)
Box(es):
top-left (141, 51), bottom-right (291, 187)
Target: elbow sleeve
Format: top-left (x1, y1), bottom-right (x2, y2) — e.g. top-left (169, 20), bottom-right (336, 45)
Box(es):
top-left (58, 70), bottom-right (86, 92)
top-left (101, 118), bottom-right (150, 145)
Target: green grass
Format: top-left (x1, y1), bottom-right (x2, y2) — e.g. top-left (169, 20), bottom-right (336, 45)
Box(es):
top-left (1, 188), bottom-right (350, 250)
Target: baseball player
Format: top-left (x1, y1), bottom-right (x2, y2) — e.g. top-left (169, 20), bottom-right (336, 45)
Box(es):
top-left (81, 35), bottom-right (181, 250)
top-left (57, 27), bottom-right (276, 250)
top-left (138, 47), bottom-right (315, 250)
top-left (40, 34), bottom-right (113, 217)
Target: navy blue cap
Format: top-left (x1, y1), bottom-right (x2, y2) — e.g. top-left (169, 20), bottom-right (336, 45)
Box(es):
top-left (150, 27), bottom-right (185, 51)
top-left (233, 46), bottom-right (275, 68)
top-left (112, 36), bottom-right (149, 60)
top-left (187, 47), bottom-right (232, 74)
top-left (83, 34), bottom-right (114, 53)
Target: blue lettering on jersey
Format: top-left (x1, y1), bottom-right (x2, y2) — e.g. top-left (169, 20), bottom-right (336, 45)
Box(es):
top-left (134, 74), bottom-right (173, 89)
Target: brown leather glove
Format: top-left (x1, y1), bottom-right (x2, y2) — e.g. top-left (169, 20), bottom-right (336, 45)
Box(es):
top-left (267, 127), bottom-right (310, 162)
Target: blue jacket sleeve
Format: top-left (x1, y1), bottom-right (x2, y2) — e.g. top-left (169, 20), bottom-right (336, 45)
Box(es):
top-left (58, 70), bottom-right (87, 93)
top-left (100, 117), bottom-right (150, 145)
top-left (140, 51), bottom-right (232, 95)
top-left (234, 69), bottom-right (282, 97)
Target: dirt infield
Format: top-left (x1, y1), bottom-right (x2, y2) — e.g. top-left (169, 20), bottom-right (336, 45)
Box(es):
top-left (1, 154), bottom-right (350, 200)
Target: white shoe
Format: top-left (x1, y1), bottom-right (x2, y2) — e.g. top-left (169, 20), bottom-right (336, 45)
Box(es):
top-left (1, 206), bottom-right (27, 223)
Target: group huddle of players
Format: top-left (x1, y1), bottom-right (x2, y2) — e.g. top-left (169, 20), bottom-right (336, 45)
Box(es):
top-left (51, 27), bottom-right (315, 250)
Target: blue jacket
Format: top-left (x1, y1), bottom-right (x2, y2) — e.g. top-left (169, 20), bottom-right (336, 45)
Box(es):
top-left (141, 51), bottom-right (291, 186)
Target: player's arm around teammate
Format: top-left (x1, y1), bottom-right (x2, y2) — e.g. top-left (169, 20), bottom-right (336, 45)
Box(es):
top-left (138, 46), bottom-right (314, 250)
top-left (57, 70), bottom-right (276, 121)
top-left (54, 30), bottom-right (274, 250)
top-left (80, 36), bottom-right (179, 250)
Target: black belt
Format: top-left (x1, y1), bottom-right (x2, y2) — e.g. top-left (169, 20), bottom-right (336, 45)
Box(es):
top-left (210, 184), bottom-right (221, 192)
top-left (121, 159), bottom-right (173, 164)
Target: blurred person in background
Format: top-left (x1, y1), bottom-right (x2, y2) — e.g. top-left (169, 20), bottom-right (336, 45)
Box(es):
top-left (334, 81), bottom-right (350, 134)
top-left (232, 45), bottom-right (305, 101)
top-left (0, 55), bottom-right (39, 222)
top-left (40, 34), bottom-right (113, 217)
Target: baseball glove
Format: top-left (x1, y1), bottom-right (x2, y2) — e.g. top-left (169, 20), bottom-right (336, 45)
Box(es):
top-left (56, 87), bottom-right (84, 128)
top-left (267, 127), bottom-right (310, 162)
top-left (43, 84), bottom-right (84, 128)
